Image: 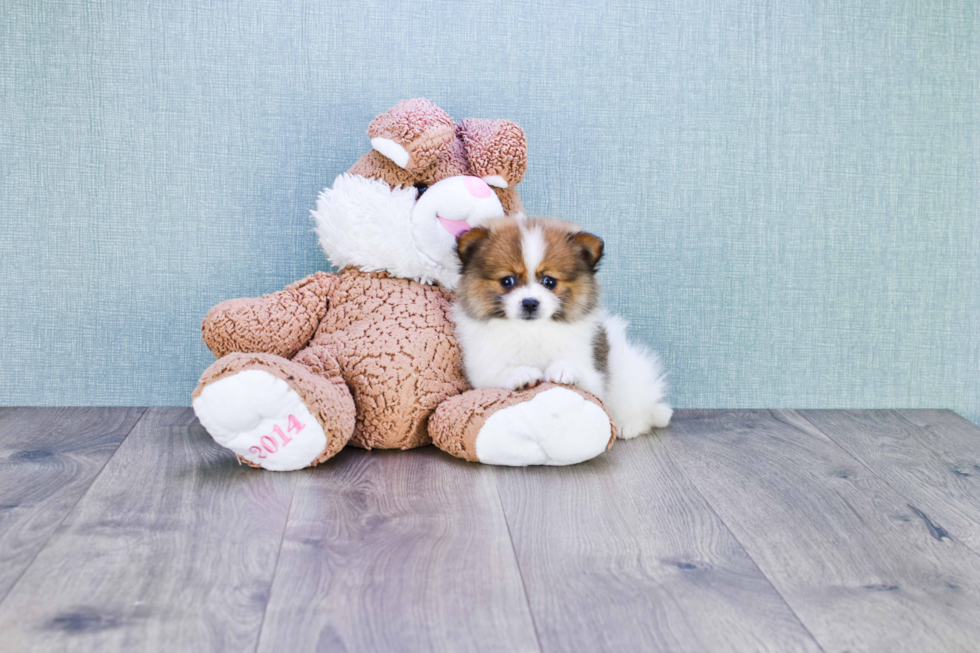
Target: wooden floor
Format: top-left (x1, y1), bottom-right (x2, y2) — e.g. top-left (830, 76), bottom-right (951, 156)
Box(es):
top-left (1, 409), bottom-right (980, 652)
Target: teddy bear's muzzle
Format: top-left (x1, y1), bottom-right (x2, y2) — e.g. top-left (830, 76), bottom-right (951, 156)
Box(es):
top-left (414, 175), bottom-right (504, 238)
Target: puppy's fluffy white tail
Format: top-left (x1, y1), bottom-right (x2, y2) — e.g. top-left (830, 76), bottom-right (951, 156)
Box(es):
top-left (601, 314), bottom-right (672, 439)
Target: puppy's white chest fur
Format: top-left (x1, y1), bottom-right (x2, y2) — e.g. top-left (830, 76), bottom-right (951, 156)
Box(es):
top-left (453, 307), bottom-right (606, 396)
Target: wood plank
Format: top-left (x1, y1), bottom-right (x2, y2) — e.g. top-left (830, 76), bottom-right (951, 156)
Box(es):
top-left (0, 408), bottom-right (297, 652)
top-left (494, 424), bottom-right (822, 652)
top-left (661, 409), bottom-right (980, 653)
top-left (799, 410), bottom-right (980, 551)
top-left (0, 407), bottom-right (145, 602)
top-left (256, 447), bottom-right (540, 653)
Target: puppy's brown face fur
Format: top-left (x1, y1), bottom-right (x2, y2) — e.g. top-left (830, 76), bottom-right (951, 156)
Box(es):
top-left (456, 217), bottom-right (603, 322)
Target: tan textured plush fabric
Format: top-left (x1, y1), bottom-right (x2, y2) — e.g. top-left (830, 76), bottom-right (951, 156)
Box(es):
top-left (428, 383), bottom-right (617, 462)
top-left (348, 105), bottom-right (526, 216)
top-left (194, 99), bottom-right (611, 466)
top-left (366, 98), bottom-right (456, 172)
top-left (458, 118), bottom-right (528, 188)
top-left (196, 265), bottom-right (617, 463)
top-left (315, 268), bottom-right (470, 449)
top-left (201, 272), bottom-right (335, 360)
top-left (192, 351), bottom-right (355, 467)
top-left (198, 267), bottom-right (470, 452)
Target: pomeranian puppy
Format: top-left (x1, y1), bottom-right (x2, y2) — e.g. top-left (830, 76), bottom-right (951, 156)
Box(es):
top-left (453, 216), bottom-right (672, 438)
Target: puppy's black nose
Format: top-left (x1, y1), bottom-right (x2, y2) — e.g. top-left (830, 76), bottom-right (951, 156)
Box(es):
top-left (521, 298), bottom-right (540, 314)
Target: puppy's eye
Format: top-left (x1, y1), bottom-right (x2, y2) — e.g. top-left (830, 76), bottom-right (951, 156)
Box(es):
top-left (541, 276), bottom-right (558, 290)
top-left (500, 276), bottom-right (516, 289)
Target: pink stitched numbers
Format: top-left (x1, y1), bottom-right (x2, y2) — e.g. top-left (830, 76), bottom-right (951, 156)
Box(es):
top-left (248, 415), bottom-right (307, 459)
top-left (272, 425), bottom-right (289, 445)
top-left (259, 436), bottom-right (278, 454)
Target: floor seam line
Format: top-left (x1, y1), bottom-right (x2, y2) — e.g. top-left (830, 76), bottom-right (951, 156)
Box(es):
top-left (491, 469), bottom-right (545, 653)
top-left (252, 472), bottom-right (301, 653)
top-left (657, 425), bottom-right (829, 653)
top-left (0, 406), bottom-right (149, 612)
top-left (790, 409), bottom-right (980, 561)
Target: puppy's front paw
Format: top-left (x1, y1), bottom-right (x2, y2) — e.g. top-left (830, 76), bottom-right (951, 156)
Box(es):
top-left (545, 361), bottom-right (581, 387)
top-left (501, 366), bottom-right (544, 391)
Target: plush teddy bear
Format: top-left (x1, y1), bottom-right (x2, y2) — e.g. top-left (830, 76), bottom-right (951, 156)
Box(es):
top-left (191, 99), bottom-right (616, 471)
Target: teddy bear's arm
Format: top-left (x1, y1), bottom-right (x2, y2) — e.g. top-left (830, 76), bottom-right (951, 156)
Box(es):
top-left (201, 272), bottom-right (334, 360)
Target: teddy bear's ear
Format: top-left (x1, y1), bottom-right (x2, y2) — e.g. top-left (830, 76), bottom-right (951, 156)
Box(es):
top-left (458, 118), bottom-right (527, 188)
top-left (570, 232), bottom-right (604, 271)
top-left (368, 99), bottom-right (456, 171)
top-left (456, 227), bottom-right (490, 268)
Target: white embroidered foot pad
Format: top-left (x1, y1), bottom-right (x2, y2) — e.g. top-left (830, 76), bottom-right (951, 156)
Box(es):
top-left (193, 370), bottom-right (327, 471)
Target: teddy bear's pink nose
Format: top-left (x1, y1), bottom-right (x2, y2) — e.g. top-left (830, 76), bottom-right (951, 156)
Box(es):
top-left (462, 176), bottom-right (493, 199)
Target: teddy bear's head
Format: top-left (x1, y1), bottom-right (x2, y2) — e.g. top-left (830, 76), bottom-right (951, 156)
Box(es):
top-left (312, 99), bottom-right (528, 290)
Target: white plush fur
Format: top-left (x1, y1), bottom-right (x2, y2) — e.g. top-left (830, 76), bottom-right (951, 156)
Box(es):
top-left (192, 370), bottom-right (328, 471)
top-left (312, 174), bottom-right (503, 290)
top-left (312, 174), bottom-right (432, 281)
top-left (474, 386), bottom-right (612, 466)
top-left (409, 176), bottom-right (506, 287)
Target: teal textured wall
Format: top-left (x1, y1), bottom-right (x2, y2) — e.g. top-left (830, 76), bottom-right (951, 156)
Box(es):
top-left (1, 1), bottom-right (977, 424)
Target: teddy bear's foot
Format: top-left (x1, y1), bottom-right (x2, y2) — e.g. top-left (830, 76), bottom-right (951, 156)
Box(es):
top-left (192, 354), bottom-right (355, 471)
top-left (474, 387), bottom-right (612, 465)
top-left (193, 370), bottom-right (328, 471)
top-left (429, 384), bottom-right (614, 466)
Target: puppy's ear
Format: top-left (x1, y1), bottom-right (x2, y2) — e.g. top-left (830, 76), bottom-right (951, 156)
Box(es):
top-left (570, 232), bottom-right (604, 271)
top-left (457, 228), bottom-right (490, 268)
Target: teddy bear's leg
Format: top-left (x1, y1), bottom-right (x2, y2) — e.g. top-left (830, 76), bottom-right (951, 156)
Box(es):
top-left (192, 351), bottom-right (355, 471)
top-left (428, 383), bottom-right (615, 466)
